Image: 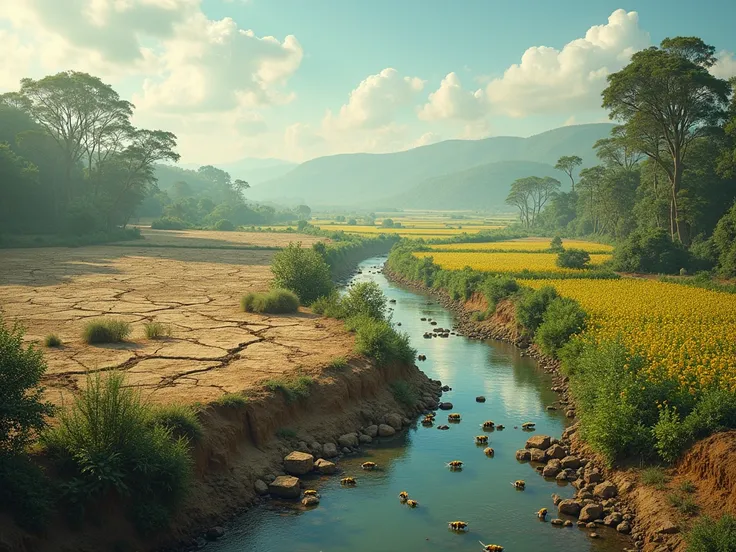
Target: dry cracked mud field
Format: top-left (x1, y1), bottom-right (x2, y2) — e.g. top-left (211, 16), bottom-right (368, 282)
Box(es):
top-left (0, 229), bottom-right (352, 406)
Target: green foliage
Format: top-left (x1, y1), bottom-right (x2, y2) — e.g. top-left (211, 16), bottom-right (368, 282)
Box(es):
top-left (148, 404), bottom-right (203, 444)
top-left (82, 318), bottom-right (131, 344)
top-left (310, 292), bottom-right (343, 318)
top-left (687, 515), bottom-right (736, 552)
top-left (660, 272), bottom-right (736, 294)
top-left (347, 218), bottom-right (357, 225)
top-left (679, 480), bottom-right (696, 494)
top-left (712, 203), bottom-right (736, 278)
top-left (271, 243), bottom-right (333, 305)
top-left (264, 376), bottom-right (314, 403)
top-left (381, 218), bottom-right (395, 228)
top-left (0, 317), bottom-right (54, 454)
top-left (390, 381), bottom-right (419, 407)
top-left (612, 227), bottom-right (690, 274)
top-left (212, 393), bottom-right (248, 408)
top-left (44, 333), bottom-right (62, 347)
top-left (549, 236), bottom-right (564, 253)
top-left (339, 281), bottom-right (387, 320)
top-left (515, 285), bottom-right (558, 333)
top-left (143, 322), bottom-right (171, 339)
top-left (0, 453), bottom-right (53, 532)
top-left (641, 467), bottom-right (668, 488)
top-left (151, 216), bottom-right (188, 230)
top-left (241, 289), bottom-right (300, 314)
top-left (534, 297), bottom-right (586, 357)
top-left (668, 493), bottom-right (698, 516)
top-left (328, 356), bottom-right (348, 370)
top-left (213, 219), bottom-right (235, 231)
top-left (556, 248), bottom-right (591, 269)
top-left (346, 314), bottom-right (416, 366)
top-left (653, 406), bottom-right (690, 463)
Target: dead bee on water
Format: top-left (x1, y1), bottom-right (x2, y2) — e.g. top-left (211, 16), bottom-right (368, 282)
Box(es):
top-left (475, 435), bottom-right (488, 445)
top-left (512, 480), bottom-right (526, 490)
top-left (483, 447), bottom-right (495, 457)
top-left (448, 521), bottom-right (469, 531)
top-left (537, 507), bottom-right (548, 520)
top-left (406, 499), bottom-right (418, 508)
top-left (448, 413), bottom-right (461, 422)
top-left (361, 461), bottom-right (377, 471)
top-left (341, 477), bottom-right (357, 486)
top-left (446, 460), bottom-right (463, 470)
top-left (479, 542), bottom-right (504, 551)
top-left (421, 416), bottom-right (434, 426)
top-left (425, 412), bottom-right (436, 419)
top-left (398, 491), bottom-right (409, 502)
top-left (496, 424), bottom-right (505, 430)
top-left (521, 422), bottom-right (536, 430)
top-left (303, 490), bottom-right (320, 498)
top-left (481, 421), bottom-right (495, 429)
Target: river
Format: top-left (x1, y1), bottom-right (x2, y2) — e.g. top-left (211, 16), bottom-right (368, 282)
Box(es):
top-left (206, 256), bottom-right (627, 552)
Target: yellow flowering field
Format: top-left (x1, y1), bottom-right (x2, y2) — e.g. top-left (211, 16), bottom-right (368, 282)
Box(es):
top-left (413, 251), bottom-right (612, 273)
top-left (523, 279), bottom-right (736, 393)
top-left (315, 225), bottom-right (505, 236)
top-left (429, 238), bottom-right (613, 253)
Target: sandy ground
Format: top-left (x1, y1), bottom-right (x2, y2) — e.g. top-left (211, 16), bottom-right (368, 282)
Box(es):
top-left (130, 226), bottom-right (325, 248)
top-left (0, 231), bottom-right (352, 406)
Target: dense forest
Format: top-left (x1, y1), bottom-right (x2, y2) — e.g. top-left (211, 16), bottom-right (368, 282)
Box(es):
top-left (505, 38), bottom-right (736, 277)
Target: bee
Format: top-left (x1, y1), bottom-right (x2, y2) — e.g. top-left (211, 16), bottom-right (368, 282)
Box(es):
top-left (406, 499), bottom-right (418, 508)
top-left (303, 490), bottom-right (320, 498)
top-left (422, 416), bottom-right (434, 426)
top-left (479, 542), bottom-right (504, 551)
top-left (426, 412), bottom-right (436, 419)
top-left (448, 413), bottom-right (461, 422)
top-left (537, 507), bottom-right (548, 520)
top-left (447, 460), bottom-right (463, 470)
top-left (475, 435), bottom-right (489, 445)
top-left (437, 424), bottom-right (450, 430)
top-left (361, 461), bottom-right (377, 470)
top-left (481, 421), bottom-right (495, 429)
top-left (398, 491), bottom-right (409, 502)
top-left (448, 521), bottom-right (469, 531)
top-left (483, 447), bottom-right (495, 457)
top-left (341, 477), bottom-right (357, 486)
top-left (512, 480), bottom-right (526, 490)
top-left (521, 422), bottom-right (536, 430)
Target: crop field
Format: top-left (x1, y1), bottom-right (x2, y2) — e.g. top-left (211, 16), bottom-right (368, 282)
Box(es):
top-left (315, 224), bottom-right (506, 237)
top-left (523, 278), bottom-right (736, 393)
top-left (429, 238), bottom-right (613, 253)
top-left (413, 251), bottom-right (612, 274)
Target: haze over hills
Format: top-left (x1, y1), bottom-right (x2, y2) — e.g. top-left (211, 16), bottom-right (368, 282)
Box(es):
top-left (248, 123), bottom-right (615, 209)
top-left (179, 157), bottom-right (297, 186)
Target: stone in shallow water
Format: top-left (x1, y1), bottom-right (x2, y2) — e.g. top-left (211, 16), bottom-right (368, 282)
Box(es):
top-left (269, 475), bottom-right (301, 499)
top-left (284, 451), bottom-right (314, 475)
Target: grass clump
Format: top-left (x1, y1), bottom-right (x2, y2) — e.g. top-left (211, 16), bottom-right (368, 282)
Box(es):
top-left (679, 480), bottom-right (696, 494)
top-left (143, 322), bottom-right (171, 340)
top-left (391, 381), bottom-right (419, 407)
top-left (641, 466), bottom-right (669, 489)
top-left (213, 393), bottom-right (248, 408)
top-left (328, 356), bottom-right (348, 370)
top-left (241, 288), bottom-right (300, 314)
top-left (686, 514), bottom-right (736, 551)
top-left (668, 493), bottom-right (699, 516)
top-left (44, 334), bottom-right (62, 347)
top-left (264, 376), bottom-right (314, 403)
top-left (82, 318), bottom-right (131, 344)
top-left (148, 404), bottom-right (203, 443)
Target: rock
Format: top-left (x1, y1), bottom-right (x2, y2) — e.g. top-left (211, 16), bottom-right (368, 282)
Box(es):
top-left (552, 494), bottom-right (563, 506)
top-left (313, 458), bottom-right (337, 474)
top-left (342, 447), bottom-right (352, 454)
top-left (301, 495), bottom-right (320, 506)
top-left (530, 448), bottom-right (547, 463)
top-left (556, 472), bottom-right (568, 482)
top-left (254, 479), bottom-right (269, 495)
top-left (543, 462), bottom-right (562, 478)
top-left (546, 405), bottom-right (557, 411)
top-left (297, 440), bottom-right (309, 452)
top-left (560, 456), bottom-right (581, 469)
top-left (594, 481), bottom-right (618, 499)
top-left (589, 532), bottom-right (599, 539)
top-left (566, 410), bottom-right (575, 418)
top-left (378, 424), bottom-right (396, 437)
top-left (385, 413), bottom-right (403, 430)
top-left (579, 503), bottom-right (604, 522)
top-left (584, 470), bottom-right (603, 485)
top-left (322, 443), bottom-right (338, 458)
top-left (586, 522), bottom-right (597, 529)
top-left (206, 526), bottom-right (225, 541)
top-left (309, 441), bottom-right (322, 454)
top-left (564, 520), bottom-right (574, 527)
top-left (604, 512), bottom-right (623, 527)
top-left (476, 396), bottom-right (486, 403)
top-left (515, 449), bottom-right (531, 461)
top-left (438, 402), bottom-right (453, 410)
top-left (364, 425), bottom-right (379, 438)
top-left (558, 499), bottom-right (581, 516)
top-left (269, 475), bottom-right (301, 499)
top-left (338, 433), bottom-right (359, 448)
top-left (263, 474), bottom-right (276, 483)
top-left (284, 451), bottom-right (314, 475)
top-left (617, 521), bottom-right (631, 534)
top-left (525, 435), bottom-right (552, 450)
top-left (551, 518), bottom-right (564, 526)
top-left (545, 444), bottom-right (567, 460)
top-left (402, 417), bottom-right (411, 426)
top-left (359, 434), bottom-right (372, 444)
top-left (655, 520), bottom-right (679, 535)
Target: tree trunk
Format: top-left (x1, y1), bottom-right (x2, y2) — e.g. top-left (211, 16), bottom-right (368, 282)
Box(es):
top-left (671, 158), bottom-right (685, 244)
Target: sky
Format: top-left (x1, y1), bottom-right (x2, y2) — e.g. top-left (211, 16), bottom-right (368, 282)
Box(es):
top-left (1, 0), bottom-right (735, 165)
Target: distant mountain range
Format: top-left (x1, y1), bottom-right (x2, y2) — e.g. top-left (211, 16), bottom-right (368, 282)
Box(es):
top-left (246, 123), bottom-right (615, 210)
top-left (178, 157), bottom-right (297, 186)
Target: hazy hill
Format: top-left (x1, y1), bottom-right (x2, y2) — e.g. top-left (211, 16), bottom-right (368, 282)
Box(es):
top-left (178, 157), bottom-right (296, 186)
top-left (249, 123), bottom-right (615, 207)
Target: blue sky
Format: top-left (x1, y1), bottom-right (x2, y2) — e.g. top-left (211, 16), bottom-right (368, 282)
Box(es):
top-left (1, 0), bottom-right (735, 163)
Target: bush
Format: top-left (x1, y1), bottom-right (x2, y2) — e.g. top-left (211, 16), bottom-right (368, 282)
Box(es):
top-left (612, 227), bottom-right (690, 274)
top-left (44, 334), bottom-right (62, 347)
top-left (340, 281), bottom-right (387, 320)
top-left (151, 216), bottom-right (188, 230)
top-left (213, 393), bottom-right (248, 408)
top-left (82, 318), bottom-right (131, 344)
top-left (515, 286), bottom-right (558, 333)
top-left (549, 236), bottom-right (564, 253)
top-left (480, 275), bottom-right (519, 311)
top-left (0, 317), bottom-right (54, 454)
top-left (241, 289), bottom-right (300, 314)
top-left (143, 322), bottom-right (171, 339)
top-left (381, 218), bottom-right (394, 228)
top-left (534, 297), bottom-right (586, 357)
top-left (679, 480), bottom-right (696, 493)
top-left (271, 243), bottom-right (333, 304)
top-left (148, 404), bottom-right (203, 444)
top-left (310, 293), bottom-right (343, 317)
top-left (556, 248), bottom-right (591, 269)
top-left (213, 219), bottom-right (235, 231)
top-left (346, 314), bottom-right (416, 366)
top-left (347, 218), bottom-right (357, 225)
top-left (264, 376), bottom-right (314, 403)
top-left (0, 453), bottom-right (53, 532)
top-left (713, 203), bottom-right (736, 278)
top-left (653, 406), bottom-right (691, 463)
top-left (687, 514), bottom-right (736, 551)
top-left (328, 356), bottom-right (348, 370)
top-left (669, 493), bottom-right (698, 515)
top-left (641, 467), bottom-right (668, 488)
top-left (391, 381), bottom-right (418, 407)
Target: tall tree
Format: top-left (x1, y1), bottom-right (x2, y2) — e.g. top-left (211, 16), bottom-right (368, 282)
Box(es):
top-left (555, 155), bottom-right (582, 192)
top-left (506, 176), bottom-right (560, 228)
top-left (602, 37), bottom-right (731, 243)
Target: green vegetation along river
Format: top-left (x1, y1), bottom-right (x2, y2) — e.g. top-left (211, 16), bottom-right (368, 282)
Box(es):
top-left (207, 256), bottom-right (628, 552)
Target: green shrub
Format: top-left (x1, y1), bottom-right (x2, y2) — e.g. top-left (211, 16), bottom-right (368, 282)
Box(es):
top-left (534, 297), bottom-right (586, 357)
top-left (347, 314), bottom-right (416, 366)
top-left (612, 227), bottom-right (690, 274)
top-left (549, 236), bottom-right (564, 253)
top-left (515, 285), bottom-right (558, 333)
top-left (271, 243), bottom-right (333, 304)
top-left (310, 293), bottom-right (343, 317)
top-left (328, 356), bottom-right (348, 370)
top-left (713, 203), bottom-right (736, 278)
top-left (687, 514), bottom-right (736, 551)
top-left (391, 381), bottom-right (418, 407)
top-left (213, 393), bottom-right (248, 408)
top-left (340, 281), bottom-right (387, 320)
top-left (151, 217), bottom-right (188, 230)
top-left (556, 248), bottom-right (591, 269)
top-left (213, 219), bottom-right (235, 231)
top-left (0, 453), bottom-right (53, 532)
top-left (470, 311), bottom-right (487, 322)
top-left (148, 404), bottom-right (202, 443)
top-left (44, 334), bottom-right (62, 347)
top-left (480, 275), bottom-right (519, 311)
top-left (669, 493), bottom-right (698, 515)
top-left (641, 467), bottom-right (668, 488)
top-left (264, 376), bottom-right (314, 403)
top-left (241, 289), bottom-right (300, 314)
top-left (679, 480), bottom-right (696, 494)
top-left (82, 318), bottom-right (131, 344)
top-left (653, 406), bottom-right (691, 463)
top-left (143, 322), bottom-right (171, 339)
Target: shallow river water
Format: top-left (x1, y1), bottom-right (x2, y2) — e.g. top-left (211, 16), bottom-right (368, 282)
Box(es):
top-left (207, 256), bottom-right (628, 552)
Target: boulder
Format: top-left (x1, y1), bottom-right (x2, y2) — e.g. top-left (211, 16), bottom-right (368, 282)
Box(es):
top-left (308, 441), bottom-right (322, 454)
top-left (438, 402), bottom-right (453, 410)
top-left (254, 479), bottom-right (269, 495)
top-left (560, 456), bottom-right (581, 469)
top-left (284, 451), bottom-right (315, 475)
top-left (604, 512), bottom-right (623, 527)
top-left (558, 499), bottom-right (581, 517)
top-left (301, 495), bottom-right (320, 506)
top-left (542, 461), bottom-right (562, 478)
top-left (385, 413), bottom-right (403, 429)
top-left (594, 481), bottom-right (618, 499)
top-left (525, 435), bottom-right (552, 450)
top-left (545, 444), bottom-right (567, 460)
top-left (269, 476), bottom-right (301, 499)
top-left (515, 449), bottom-right (531, 461)
top-left (616, 521), bottom-right (631, 534)
top-left (364, 425), bottom-right (379, 438)
top-left (556, 472), bottom-right (568, 482)
top-left (551, 494), bottom-right (563, 506)
top-left (359, 434), bottom-right (372, 444)
top-left (378, 424), bottom-right (396, 437)
top-left (584, 470), bottom-right (603, 485)
top-left (551, 518), bottom-right (564, 526)
top-left (322, 443), bottom-right (338, 458)
top-left (476, 396), bottom-right (486, 403)
top-left (206, 527), bottom-right (225, 541)
top-left (579, 503), bottom-right (604, 522)
top-left (263, 474), bottom-right (276, 483)
top-left (530, 448), bottom-right (547, 463)
top-left (338, 433), bottom-right (359, 448)
top-left (314, 458), bottom-right (337, 475)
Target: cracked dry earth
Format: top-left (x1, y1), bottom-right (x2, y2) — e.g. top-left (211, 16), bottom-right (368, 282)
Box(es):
top-left (0, 234), bottom-right (352, 407)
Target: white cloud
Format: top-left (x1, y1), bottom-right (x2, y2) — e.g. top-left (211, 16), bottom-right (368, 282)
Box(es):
top-left (712, 50), bottom-right (736, 80)
top-left (563, 115), bottom-right (577, 126)
top-left (418, 72), bottom-right (485, 121)
top-left (413, 132), bottom-right (442, 148)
